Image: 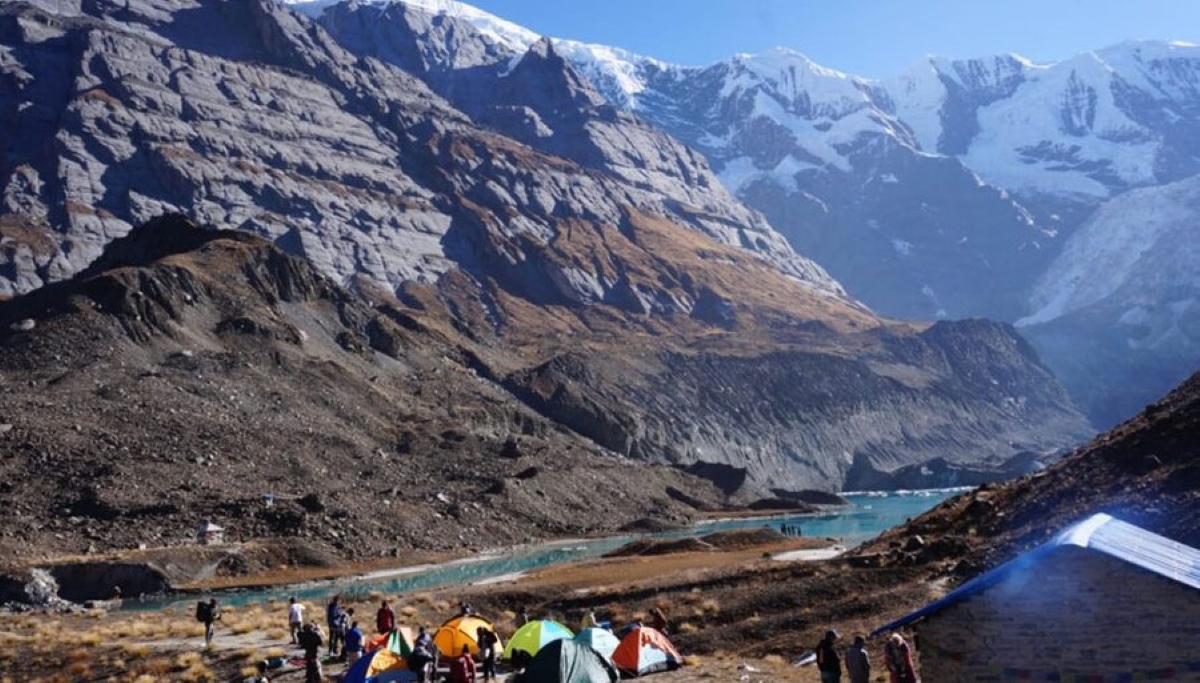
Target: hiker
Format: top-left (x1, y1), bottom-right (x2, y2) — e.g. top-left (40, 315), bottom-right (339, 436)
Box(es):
top-left (816, 629), bottom-right (841, 683)
top-left (458, 600), bottom-right (474, 616)
top-left (580, 610), bottom-right (598, 630)
top-left (197, 598), bottom-right (220, 648)
top-left (845, 635), bottom-right (870, 683)
top-left (516, 605), bottom-right (530, 626)
top-left (449, 644), bottom-right (477, 683)
top-left (476, 626), bottom-right (498, 682)
top-left (337, 607), bottom-right (355, 660)
top-left (376, 599), bottom-right (395, 635)
top-left (298, 622), bottom-right (324, 683)
top-left (288, 597), bottom-right (305, 645)
top-left (326, 595), bottom-right (345, 657)
top-left (345, 620), bottom-right (365, 665)
top-left (649, 607), bottom-right (668, 633)
top-left (410, 626), bottom-right (437, 683)
top-left (884, 633), bottom-right (919, 683)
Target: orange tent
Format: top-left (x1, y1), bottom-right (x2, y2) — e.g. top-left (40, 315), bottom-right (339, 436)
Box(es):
top-left (611, 627), bottom-right (682, 677)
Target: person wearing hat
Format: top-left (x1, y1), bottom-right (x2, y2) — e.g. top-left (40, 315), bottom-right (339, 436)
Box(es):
top-left (816, 629), bottom-right (842, 683)
top-left (845, 634), bottom-right (870, 683)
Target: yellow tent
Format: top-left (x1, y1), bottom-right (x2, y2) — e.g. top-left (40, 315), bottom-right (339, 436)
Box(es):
top-left (433, 615), bottom-right (502, 658)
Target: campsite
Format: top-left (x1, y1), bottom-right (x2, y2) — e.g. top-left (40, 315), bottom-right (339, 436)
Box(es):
top-left (0, 528), bottom-right (909, 682)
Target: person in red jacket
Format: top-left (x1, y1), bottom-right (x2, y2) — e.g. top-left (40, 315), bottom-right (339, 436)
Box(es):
top-left (884, 633), bottom-right (919, 683)
top-left (376, 599), bottom-right (395, 635)
top-left (448, 644), bottom-right (477, 683)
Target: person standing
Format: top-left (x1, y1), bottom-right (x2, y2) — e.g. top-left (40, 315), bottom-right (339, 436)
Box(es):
top-left (884, 633), bottom-right (919, 683)
top-left (580, 610), bottom-right (598, 630)
top-left (410, 626), bottom-right (437, 683)
top-left (298, 622), bottom-right (324, 683)
top-left (326, 595), bottom-right (345, 657)
top-left (476, 626), bottom-right (498, 682)
top-left (288, 597), bottom-right (305, 645)
top-left (376, 599), bottom-right (395, 635)
top-left (200, 598), bottom-right (220, 649)
top-left (816, 629), bottom-right (841, 683)
top-left (845, 635), bottom-right (870, 683)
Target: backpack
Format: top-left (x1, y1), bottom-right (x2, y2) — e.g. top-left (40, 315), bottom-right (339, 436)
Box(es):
top-left (195, 601), bottom-right (211, 622)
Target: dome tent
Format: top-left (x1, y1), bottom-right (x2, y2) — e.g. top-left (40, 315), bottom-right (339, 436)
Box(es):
top-left (611, 626), bottom-right (682, 677)
top-left (342, 648), bottom-right (417, 683)
top-left (523, 638), bottom-right (619, 683)
top-left (503, 619), bottom-right (574, 660)
top-left (574, 627), bottom-right (621, 662)
top-left (434, 615), bottom-right (500, 659)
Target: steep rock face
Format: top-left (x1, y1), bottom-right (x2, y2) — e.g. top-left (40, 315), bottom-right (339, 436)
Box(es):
top-left (500, 315), bottom-right (1087, 494)
top-left (326, 2), bottom-right (1197, 427)
top-left (0, 0), bottom-right (841, 304)
top-left (309, 2), bottom-right (843, 295)
top-left (1017, 176), bottom-right (1200, 427)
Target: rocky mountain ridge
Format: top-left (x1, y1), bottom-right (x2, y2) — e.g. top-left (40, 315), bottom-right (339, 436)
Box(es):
top-left (0, 214), bottom-right (1088, 564)
top-left (0, 0), bottom-right (1093, 512)
top-left (301, 0), bottom-right (1199, 426)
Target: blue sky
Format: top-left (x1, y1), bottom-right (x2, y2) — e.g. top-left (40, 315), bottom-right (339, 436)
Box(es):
top-left (465, 0), bottom-right (1199, 77)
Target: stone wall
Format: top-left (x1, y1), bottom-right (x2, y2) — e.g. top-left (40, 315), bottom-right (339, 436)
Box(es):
top-left (915, 546), bottom-right (1200, 681)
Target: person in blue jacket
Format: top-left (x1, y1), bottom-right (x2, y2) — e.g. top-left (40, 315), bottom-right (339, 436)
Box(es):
top-left (344, 620), bottom-right (365, 665)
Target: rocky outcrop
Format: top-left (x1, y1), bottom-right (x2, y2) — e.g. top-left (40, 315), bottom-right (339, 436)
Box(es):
top-left (504, 319), bottom-right (1089, 494)
top-left (0, 215), bottom-right (726, 563)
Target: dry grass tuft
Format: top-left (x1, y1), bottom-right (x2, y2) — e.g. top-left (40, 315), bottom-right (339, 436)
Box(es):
top-left (123, 643), bottom-right (151, 658)
top-left (763, 654), bottom-right (786, 666)
top-left (676, 621), bottom-right (698, 634)
top-left (174, 651), bottom-right (204, 670)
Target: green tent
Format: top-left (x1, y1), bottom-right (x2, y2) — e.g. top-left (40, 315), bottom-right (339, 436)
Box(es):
top-left (523, 639), bottom-right (619, 683)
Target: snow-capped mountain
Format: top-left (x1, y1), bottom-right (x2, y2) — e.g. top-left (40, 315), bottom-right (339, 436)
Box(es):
top-left (885, 42), bottom-right (1200, 199)
top-left (1017, 176), bottom-right (1200, 426)
top-left (293, 0), bottom-right (1199, 426)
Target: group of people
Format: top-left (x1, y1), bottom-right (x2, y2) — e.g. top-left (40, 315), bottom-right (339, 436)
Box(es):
top-left (371, 598), bottom-right (500, 683)
top-left (816, 630), bottom-right (919, 683)
top-left (284, 595), bottom-right (367, 682)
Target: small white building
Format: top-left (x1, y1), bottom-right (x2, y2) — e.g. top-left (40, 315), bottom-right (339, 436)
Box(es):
top-left (872, 513), bottom-right (1200, 681)
top-left (196, 521), bottom-right (225, 545)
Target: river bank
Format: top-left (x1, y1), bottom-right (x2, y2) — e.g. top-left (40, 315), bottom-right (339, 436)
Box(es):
top-left (0, 492), bottom-right (966, 681)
